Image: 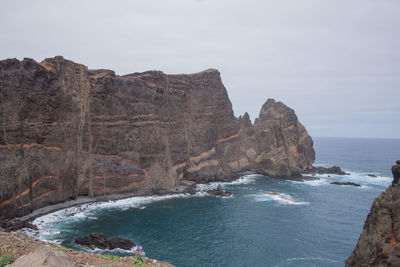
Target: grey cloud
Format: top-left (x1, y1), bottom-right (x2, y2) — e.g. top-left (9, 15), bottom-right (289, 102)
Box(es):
top-left (0, 0), bottom-right (399, 138)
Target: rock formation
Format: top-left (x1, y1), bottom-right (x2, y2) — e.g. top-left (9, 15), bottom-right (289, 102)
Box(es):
top-left (346, 161), bottom-right (400, 266)
top-left (330, 181), bottom-right (361, 187)
top-left (206, 184), bottom-right (232, 197)
top-left (0, 56), bottom-right (314, 219)
top-left (75, 232), bottom-right (135, 250)
top-left (305, 165), bottom-right (350, 175)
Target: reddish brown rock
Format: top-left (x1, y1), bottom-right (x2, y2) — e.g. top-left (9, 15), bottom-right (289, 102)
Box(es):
top-left (346, 161), bottom-right (400, 266)
top-left (0, 56), bottom-right (315, 219)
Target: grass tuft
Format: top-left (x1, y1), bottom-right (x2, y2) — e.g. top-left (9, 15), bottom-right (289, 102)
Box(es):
top-left (49, 243), bottom-right (74, 252)
top-left (102, 254), bottom-right (120, 261)
top-left (0, 254), bottom-right (16, 267)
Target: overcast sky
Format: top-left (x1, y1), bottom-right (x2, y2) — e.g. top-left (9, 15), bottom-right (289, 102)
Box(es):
top-left (1, 0), bottom-right (399, 138)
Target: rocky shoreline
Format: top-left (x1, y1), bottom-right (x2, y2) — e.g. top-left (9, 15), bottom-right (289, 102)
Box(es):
top-left (1, 161), bottom-right (385, 266)
top-left (0, 176), bottom-right (234, 232)
top-left (1, 165), bottom-right (349, 232)
top-left (1, 164), bottom-right (353, 233)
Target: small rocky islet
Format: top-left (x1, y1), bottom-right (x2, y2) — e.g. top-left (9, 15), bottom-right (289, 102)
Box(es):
top-left (205, 184), bottom-right (232, 197)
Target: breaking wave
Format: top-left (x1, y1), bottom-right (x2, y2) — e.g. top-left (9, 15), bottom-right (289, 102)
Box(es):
top-left (26, 174), bottom-right (261, 242)
top-left (196, 173), bottom-right (261, 191)
top-left (249, 192), bottom-right (309, 205)
top-left (298, 169), bottom-right (391, 188)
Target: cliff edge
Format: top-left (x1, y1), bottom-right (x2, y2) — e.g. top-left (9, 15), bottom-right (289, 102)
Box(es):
top-left (0, 56), bottom-right (314, 219)
top-left (0, 232), bottom-right (173, 267)
top-left (346, 161), bottom-right (400, 266)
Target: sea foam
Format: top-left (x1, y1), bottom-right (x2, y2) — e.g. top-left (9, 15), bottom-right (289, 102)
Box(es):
top-left (27, 174), bottom-right (261, 242)
top-left (297, 169), bottom-right (391, 188)
top-left (285, 256), bottom-right (340, 263)
top-left (250, 192), bottom-right (309, 205)
top-left (196, 174), bottom-right (260, 191)
top-left (26, 193), bottom-right (196, 242)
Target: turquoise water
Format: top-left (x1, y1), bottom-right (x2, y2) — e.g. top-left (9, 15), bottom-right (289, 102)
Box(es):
top-left (30, 137), bottom-right (400, 267)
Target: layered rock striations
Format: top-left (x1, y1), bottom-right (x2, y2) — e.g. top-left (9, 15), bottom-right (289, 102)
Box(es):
top-left (0, 56), bottom-right (314, 219)
top-left (346, 161), bottom-right (400, 266)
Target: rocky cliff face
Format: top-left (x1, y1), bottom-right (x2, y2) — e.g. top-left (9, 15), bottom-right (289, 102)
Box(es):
top-left (346, 161), bottom-right (400, 266)
top-left (0, 56), bottom-right (314, 219)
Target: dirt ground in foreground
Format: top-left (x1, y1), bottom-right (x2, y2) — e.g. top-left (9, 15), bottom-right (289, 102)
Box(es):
top-left (0, 232), bottom-right (173, 267)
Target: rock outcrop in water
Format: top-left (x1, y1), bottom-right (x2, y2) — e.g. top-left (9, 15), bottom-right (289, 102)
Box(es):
top-left (305, 165), bottom-right (349, 175)
top-left (206, 184), bottom-right (232, 197)
top-left (75, 232), bottom-right (135, 250)
top-left (0, 56), bottom-right (315, 219)
top-left (330, 181), bottom-right (361, 187)
top-left (346, 161), bottom-right (400, 266)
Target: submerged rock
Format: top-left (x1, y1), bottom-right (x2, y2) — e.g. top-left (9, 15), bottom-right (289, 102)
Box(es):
top-left (330, 182), bottom-right (361, 187)
top-left (367, 174), bottom-right (378, 178)
top-left (346, 161), bottom-right (400, 266)
top-left (75, 233), bottom-right (135, 250)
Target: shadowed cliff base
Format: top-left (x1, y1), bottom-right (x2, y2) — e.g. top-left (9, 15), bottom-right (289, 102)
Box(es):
top-left (0, 56), bottom-right (315, 220)
top-left (346, 161), bottom-right (400, 266)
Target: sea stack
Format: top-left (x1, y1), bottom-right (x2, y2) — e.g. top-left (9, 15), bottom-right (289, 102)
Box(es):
top-left (0, 56), bottom-right (315, 219)
top-left (346, 161), bottom-right (400, 266)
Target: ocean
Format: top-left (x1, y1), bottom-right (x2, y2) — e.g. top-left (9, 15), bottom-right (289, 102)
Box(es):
top-left (28, 137), bottom-right (400, 267)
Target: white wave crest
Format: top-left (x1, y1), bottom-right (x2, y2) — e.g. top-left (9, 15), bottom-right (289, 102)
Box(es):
top-left (27, 193), bottom-right (197, 242)
top-left (286, 256), bottom-right (340, 263)
top-left (302, 179), bottom-right (328, 186)
top-left (28, 174), bottom-right (258, 242)
top-left (196, 174), bottom-right (260, 191)
top-left (288, 178), bottom-right (328, 187)
top-left (300, 168), bottom-right (392, 188)
top-left (77, 245), bottom-right (135, 254)
top-left (345, 172), bottom-right (391, 186)
top-left (250, 192), bottom-right (309, 205)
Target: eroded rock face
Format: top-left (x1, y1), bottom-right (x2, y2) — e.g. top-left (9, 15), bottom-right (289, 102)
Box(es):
top-left (346, 161), bottom-right (400, 266)
top-left (0, 56), bottom-right (315, 219)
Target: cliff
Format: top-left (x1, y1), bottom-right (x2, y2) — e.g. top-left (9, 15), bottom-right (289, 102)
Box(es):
top-left (346, 161), bottom-right (400, 266)
top-left (0, 56), bottom-right (314, 219)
